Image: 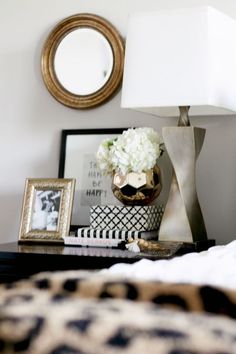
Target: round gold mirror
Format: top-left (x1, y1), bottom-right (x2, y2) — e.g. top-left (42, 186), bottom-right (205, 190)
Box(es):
top-left (41, 14), bottom-right (124, 108)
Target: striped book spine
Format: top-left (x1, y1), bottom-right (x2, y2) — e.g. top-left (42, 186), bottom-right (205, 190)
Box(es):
top-left (77, 228), bottom-right (140, 239)
top-left (63, 228), bottom-right (158, 247)
top-left (63, 228), bottom-right (141, 247)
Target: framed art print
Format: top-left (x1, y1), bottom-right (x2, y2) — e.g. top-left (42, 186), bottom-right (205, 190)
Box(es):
top-left (19, 178), bottom-right (75, 243)
top-left (58, 128), bottom-right (127, 228)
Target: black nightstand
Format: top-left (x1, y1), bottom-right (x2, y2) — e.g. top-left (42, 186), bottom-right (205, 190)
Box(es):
top-left (0, 240), bottom-right (215, 283)
top-left (0, 242), bottom-right (155, 283)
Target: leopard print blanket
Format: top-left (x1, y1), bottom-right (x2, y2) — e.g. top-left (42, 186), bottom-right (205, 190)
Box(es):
top-left (0, 270), bottom-right (236, 353)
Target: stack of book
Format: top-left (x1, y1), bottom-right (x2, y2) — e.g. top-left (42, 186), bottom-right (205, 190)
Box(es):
top-left (63, 227), bottom-right (159, 247)
top-left (63, 204), bottom-right (164, 248)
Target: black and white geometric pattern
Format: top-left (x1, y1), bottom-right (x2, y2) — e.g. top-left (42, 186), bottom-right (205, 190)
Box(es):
top-left (90, 205), bottom-right (164, 231)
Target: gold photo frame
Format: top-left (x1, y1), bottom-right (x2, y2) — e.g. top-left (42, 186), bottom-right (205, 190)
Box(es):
top-left (19, 178), bottom-right (75, 243)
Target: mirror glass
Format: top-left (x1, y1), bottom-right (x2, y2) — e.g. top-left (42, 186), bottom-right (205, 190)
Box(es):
top-left (41, 14), bottom-right (124, 108)
top-left (54, 28), bottom-right (114, 95)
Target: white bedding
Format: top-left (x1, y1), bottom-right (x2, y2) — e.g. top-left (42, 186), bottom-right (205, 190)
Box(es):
top-left (103, 241), bottom-right (236, 290)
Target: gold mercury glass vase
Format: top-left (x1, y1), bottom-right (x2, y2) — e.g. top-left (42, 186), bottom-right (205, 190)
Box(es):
top-left (112, 164), bottom-right (162, 206)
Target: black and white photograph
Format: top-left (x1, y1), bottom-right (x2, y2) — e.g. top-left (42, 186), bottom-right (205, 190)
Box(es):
top-left (31, 190), bottom-right (61, 231)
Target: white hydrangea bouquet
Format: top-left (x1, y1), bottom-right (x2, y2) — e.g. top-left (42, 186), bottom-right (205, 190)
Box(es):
top-left (96, 127), bottom-right (164, 176)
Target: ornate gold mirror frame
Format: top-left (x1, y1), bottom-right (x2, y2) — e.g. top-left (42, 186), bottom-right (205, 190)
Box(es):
top-left (41, 14), bottom-right (124, 109)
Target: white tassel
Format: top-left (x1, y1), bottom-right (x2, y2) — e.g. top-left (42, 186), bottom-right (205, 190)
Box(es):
top-left (125, 240), bottom-right (140, 253)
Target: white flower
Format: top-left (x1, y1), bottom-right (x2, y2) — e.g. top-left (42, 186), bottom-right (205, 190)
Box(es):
top-left (96, 138), bottom-right (115, 175)
top-left (96, 127), bottom-right (164, 176)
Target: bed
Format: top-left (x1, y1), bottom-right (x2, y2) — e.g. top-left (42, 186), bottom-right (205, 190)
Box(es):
top-left (0, 242), bottom-right (236, 354)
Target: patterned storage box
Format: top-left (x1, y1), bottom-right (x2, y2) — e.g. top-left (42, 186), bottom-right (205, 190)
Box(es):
top-left (90, 205), bottom-right (164, 231)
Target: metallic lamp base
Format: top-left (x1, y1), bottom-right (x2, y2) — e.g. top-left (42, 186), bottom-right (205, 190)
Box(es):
top-left (159, 126), bottom-right (207, 243)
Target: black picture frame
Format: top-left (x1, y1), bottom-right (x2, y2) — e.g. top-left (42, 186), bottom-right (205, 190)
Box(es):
top-left (58, 128), bottom-right (128, 229)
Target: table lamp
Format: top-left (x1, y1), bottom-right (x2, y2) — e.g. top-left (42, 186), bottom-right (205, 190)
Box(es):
top-left (121, 6), bottom-right (236, 247)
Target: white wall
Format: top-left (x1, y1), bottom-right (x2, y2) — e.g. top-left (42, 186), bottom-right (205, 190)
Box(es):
top-left (0, 0), bottom-right (236, 245)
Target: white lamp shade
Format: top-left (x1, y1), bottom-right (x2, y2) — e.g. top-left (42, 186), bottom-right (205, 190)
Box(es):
top-left (121, 7), bottom-right (236, 117)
